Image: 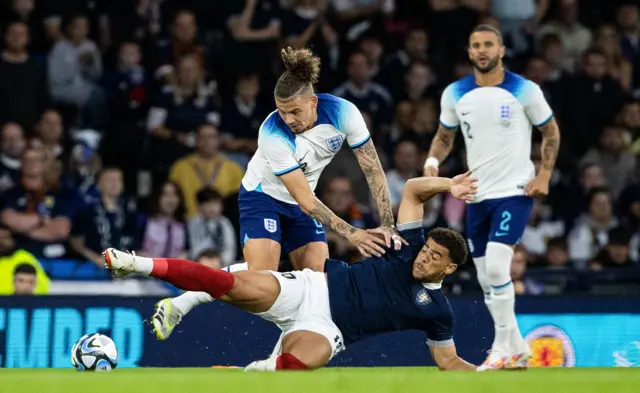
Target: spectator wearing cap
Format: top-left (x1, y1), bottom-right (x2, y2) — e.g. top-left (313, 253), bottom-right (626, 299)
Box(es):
top-left (70, 167), bottom-right (139, 267)
top-left (0, 148), bottom-right (74, 259)
top-left (0, 122), bottom-right (26, 194)
top-left (0, 20), bottom-right (50, 132)
top-left (0, 228), bottom-right (49, 295)
top-left (187, 188), bottom-right (236, 266)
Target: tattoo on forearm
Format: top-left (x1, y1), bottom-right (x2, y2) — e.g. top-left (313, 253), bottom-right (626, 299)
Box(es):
top-left (428, 125), bottom-right (456, 160)
top-left (308, 199), bottom-right (356, 238)
top-left (539, 119), bottom-right (560, 171)
top-left (353, 139), bottom-right (395, 227)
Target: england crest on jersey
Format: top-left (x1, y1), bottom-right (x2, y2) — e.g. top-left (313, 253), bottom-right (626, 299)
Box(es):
top-left (264, 218), bottom-right (277, 233)
top-left (325, 135), bottom-right (343, 152)
top-left (500, 104), bottom-right (512, 127)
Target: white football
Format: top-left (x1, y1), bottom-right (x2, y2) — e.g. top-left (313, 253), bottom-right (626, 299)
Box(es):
top-left (71, 333), bottom-right (119, 372)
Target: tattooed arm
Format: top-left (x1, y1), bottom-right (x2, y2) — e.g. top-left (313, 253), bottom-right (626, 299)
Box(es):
top-left (279, 169), bottom-right (387, 257)
top-left (352, 139), bottom-right (395, 228)
top-left (423, 124), bottom-right (457, 176)
top-left (525, 117), bottom-right (561, 197)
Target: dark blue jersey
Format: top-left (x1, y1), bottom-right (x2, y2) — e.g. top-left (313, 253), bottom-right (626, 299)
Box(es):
top-left (326, 221), bottom-right (454, 346)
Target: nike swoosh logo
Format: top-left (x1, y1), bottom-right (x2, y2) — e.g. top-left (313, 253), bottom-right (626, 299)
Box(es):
top-left (495, 232), bottom-right (508, 237)
top-left (316, 230), bottom-right (325, 234)
top-left (462, 112), bottom-right (471, 116)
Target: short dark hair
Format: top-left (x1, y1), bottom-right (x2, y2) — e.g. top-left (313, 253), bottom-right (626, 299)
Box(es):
top-left (547, 237), bottom-right (568, 251)
top-left (609, 227), bottom-right (632, 246)
top-left (587, 186), bottom-right (612, 204)
top-left (197, 249), bottom-right (221, 260)
top-left (427, 228), bottom-right (468, 266)
top-left (96, 166), bottom-right (122, 182)
top-left (471, 24), bottom-right (503, 44)
top-left (583, 47), bottom-right (607, 62)
top-left (196, 188), bottom-right (222, 204)
top-left (274, 47), bottom-right (321, 100)
top-left (14, 263), bottom-right (36, 276)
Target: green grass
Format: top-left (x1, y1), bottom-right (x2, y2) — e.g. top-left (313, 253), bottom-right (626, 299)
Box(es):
top-left (1, 368), bottom-right (640, 393)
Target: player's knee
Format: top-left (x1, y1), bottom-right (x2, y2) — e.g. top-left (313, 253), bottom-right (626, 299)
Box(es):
top-left (485, 242), bottom-right (514, 285)
top-left (276, 353), bottom-right (311, 371)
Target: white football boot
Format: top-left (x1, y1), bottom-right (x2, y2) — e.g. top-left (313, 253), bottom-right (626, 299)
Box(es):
top-left (103, 248), bottom-right (137, 277)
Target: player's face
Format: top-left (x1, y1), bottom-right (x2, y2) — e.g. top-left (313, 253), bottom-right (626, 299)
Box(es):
top-left (468, 31), bottom-right (504, 74)
top-left (412, 238), bottom-right (457, 282)
top-left (275, 94), bottom-right (318, 134)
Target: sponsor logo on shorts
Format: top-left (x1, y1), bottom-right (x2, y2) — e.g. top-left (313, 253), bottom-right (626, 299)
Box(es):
top-left (264, 218), bottom-right (277, 233)
top-left (325, 135), bottom-right (344, 152)
top-left (524, 325), bottom-right (576, 367)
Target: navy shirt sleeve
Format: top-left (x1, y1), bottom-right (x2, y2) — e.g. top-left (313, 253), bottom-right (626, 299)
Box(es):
top-left (393, 220), bottom-right (425, 264)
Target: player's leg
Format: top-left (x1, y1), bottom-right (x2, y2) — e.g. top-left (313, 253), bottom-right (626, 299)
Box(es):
top-left (484, 196), bottom-right (534, 369)
top-left (465, 201), bottom-right (493, 318)
top-left (282, 207), bottom-right (328, 271)
top-left (245, 330), bottom-right (333, 371)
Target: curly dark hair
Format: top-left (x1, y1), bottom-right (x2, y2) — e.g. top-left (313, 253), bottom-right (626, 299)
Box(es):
top-left (274, 47), bottom-right (321, 100)
top-left (427, 227), bottom-right (468, 266)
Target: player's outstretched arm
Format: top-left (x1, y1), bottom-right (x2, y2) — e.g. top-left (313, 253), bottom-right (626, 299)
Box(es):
top-left (279, 169), bottom-right (387, 257)
top-left (430, 345), bottom-right (477, 371)
top-left (352, 138), bottom-right (401, 246)
top-left (397, 172), bottom-right (477, 226)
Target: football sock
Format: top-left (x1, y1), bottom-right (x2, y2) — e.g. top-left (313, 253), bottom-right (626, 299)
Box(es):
top-left (171, 263), bottom-right (249, 315)
top-left (150, 258), bottom-right (234, 299)
top-left (473, 256), bottom-right (495, 320)
top-left (276, 353), bottom-right (309, 370)
top-left (486, 242), bottom-right (516, 354)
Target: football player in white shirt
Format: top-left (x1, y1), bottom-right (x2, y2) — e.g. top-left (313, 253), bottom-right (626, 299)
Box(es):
top-left (151, 47), bottom-right (404, 340)
top-left (423, 25), bottom-right (561, 370)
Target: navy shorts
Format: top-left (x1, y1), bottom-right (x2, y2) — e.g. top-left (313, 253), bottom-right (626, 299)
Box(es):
top-left (238, 185), bottom-right (327, 254)
top-left (465, 196), bottom-right (534, 258)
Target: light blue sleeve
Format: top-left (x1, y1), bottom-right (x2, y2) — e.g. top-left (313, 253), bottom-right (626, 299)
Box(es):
top-left (339, 100), bottom-right (371, 148)
top-left (521, 81), bottom-right (553, 127)
top-left (258, 121), bottom-right (300, 176)
top-left (439, 84), bottom-right (460, 130)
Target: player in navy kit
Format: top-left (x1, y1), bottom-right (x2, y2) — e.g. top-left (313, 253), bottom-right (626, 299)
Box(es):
top-left (103, 172), bottom-right (478, 371)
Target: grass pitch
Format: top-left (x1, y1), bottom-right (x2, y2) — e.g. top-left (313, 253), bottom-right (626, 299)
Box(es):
top-left (1, 367), bottom-right (639, 393)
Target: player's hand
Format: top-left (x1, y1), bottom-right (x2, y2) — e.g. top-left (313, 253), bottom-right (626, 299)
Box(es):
top-left (423, 166), bottom-right (439, 177)
top-left (348, 228), bottom-right (387, 258)
top-left (525, 174), bottom-right (550, 198)
top-left (366, 226), bottom-right (409, 250)
top-left (450, 170), bottom-right (478, 201)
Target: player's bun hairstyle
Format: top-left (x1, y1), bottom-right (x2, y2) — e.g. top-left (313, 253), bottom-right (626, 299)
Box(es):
top-left (274, 47), bottom-right (321, 100)
top-left (427, 228), bottom-right (468, 266)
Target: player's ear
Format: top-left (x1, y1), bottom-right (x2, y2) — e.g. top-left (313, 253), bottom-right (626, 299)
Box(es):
top-left (445, 263), bottom-right (457, 275)
top-left (499, 44), bottom-right (505, 60)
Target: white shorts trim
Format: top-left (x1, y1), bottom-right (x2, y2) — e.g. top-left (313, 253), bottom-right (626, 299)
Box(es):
top-left (256, 269), bottom-right (345, 360)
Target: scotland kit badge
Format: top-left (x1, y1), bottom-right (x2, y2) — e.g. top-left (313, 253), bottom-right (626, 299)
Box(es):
top-left (500, 104), bottom-right (512, 127)
top-left (264, 218), bottom-right (277, 233)
top-left (325, 135), bottom-right (343, 152)
top-left (415, 289), bottom-right (431, 305)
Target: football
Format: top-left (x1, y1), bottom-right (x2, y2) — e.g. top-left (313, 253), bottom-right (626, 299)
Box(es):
top-left (71, 333), bottom-right (119, 372)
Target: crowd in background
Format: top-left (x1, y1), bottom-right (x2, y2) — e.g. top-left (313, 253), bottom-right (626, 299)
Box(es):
top-left (0, 0), bottom-right (638, 296)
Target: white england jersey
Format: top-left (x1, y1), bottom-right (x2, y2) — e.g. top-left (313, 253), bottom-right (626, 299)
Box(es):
top-left (439, 71), bottom-right (553, 202)
top-left (242, 94), bottom-right (371, 204)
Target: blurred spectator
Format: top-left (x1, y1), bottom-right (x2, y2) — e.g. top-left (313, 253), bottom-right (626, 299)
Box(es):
top-left (0, 20), bottom-right (50, 132)
top-left (359, 34), bottom-right (384, 81)
top-left (220, 73), bottom-right (269, 163)
top-left (379, 27), bottom-right (428, 96)
top-left (187, 188), bottom-right (236, 266)
top-left (102, 42), bottom-right (148, 192)
top-left (169, 124), bottom-right (244, 218)
top-left (48, 14), bottom-right (106, 130)
top-left (31, 110), bottom-right (65, 160)
top-left (0, 122), bottom-right (26, 193)
top-left (618, 160), bottom-right (640, 230)
top-left (64, 129), bottom-right (102, 204)
top-left (511, 248), bottom-right (544, 295)
top-left (322, 176), bottom-right (377, 260)
top-left (594, 23), bottom-right (633, 92)
top-left (198, 248), bottom-right (223, 270)
top-left (0, 227), bottom-right (49, 295)
top-left (491, 0), bottom-right (549, 55)
top-left (331, 0), bottom-right (394, 27)
top-left (281, 0), bottom-right (339, 89)
top-left (147, 54), bottom-right (221, 173)
top-left (617, 100), bottom-right (640, 138)
top-left (0, 148), bottom-right (73, 259)
top-left (589, 227), bottom-right (636, 270)
top-left (410, 99), bottom-right (438, 147)
top-left (560, 162), bottom-right (606, 225)
top-left (616, 2), bottom-right (640, 93)
top-left (538, 33), bottom-right (572, 81)
top-left (70, 167), bottom-right (139, 267)
top-left (394, 61), bottom-right (436, 103)
top-left (332, 52), bottom-right (393, 128)
top-left (150, 9), bottom-right (210, 85)
top-left (139, 180), bottom-right (187, 259)
top-left (568, 187), bottom-right (618, 267)
top-left (537, 0), bottom-right (592, 70)
top-left (386, 100), bottom-right (415, 148)
top-left (563, 48), bottom-right (625, 157)
top-left (11, 263), bottom-right (36, 295)
top-left (581, 125), bottom-right (636, 198)
top-left (544, 237), bottom-right (571, 268)
top-left (385, 139), bottom-right (420, 210)
top-left (0, 0), bottom-right (48, 54)
top-left (521, 199), bottom-right (565, 259)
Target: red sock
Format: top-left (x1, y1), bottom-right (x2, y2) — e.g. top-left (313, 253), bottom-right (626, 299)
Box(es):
top-left (275, 353), bottom-right (309, 371)
top-left (150, 258), bottom-right (234, 298)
